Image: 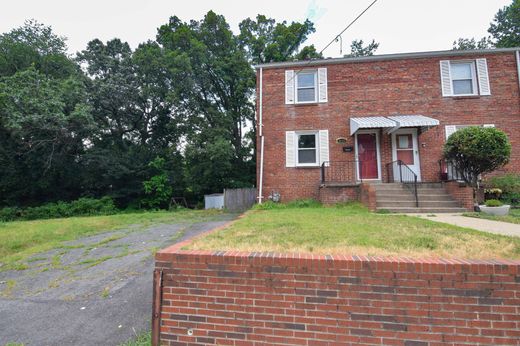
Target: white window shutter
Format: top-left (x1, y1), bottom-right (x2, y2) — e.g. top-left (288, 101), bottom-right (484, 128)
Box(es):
top-left (476, 58), bottom-right (491, 95)
top-left (318, 68), bottom-right (328, 103)
top-left (445, 125), bottom-right (457, 140)
top-left (286, 131), bottom-right (296, 167)
top-left (319, 130), bottom-right (329, 165)
top-left (285, 70), bottom-right (295, 104)
top-left (439, 60), bottom-right (453, 97)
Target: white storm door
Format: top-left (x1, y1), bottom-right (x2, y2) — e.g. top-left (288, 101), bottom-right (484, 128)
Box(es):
top-left (391, 129), bottom-right (421, 181)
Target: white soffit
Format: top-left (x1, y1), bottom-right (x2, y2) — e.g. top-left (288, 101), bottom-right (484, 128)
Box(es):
top-left (350, 116), bottom-right (396, 136)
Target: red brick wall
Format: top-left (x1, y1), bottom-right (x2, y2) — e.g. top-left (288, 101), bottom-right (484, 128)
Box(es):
top-left (257, 51), bottom-right (520, 201)
top-left (360, 183), bottom-right (377, 211)
top-left (155, 250), bottom-right (520, 345)
top-left (444, 181), bottom-right (475, 211)
top-left (318, 185), bottom-right (359, 204)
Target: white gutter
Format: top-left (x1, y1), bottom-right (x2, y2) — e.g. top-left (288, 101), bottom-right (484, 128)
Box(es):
top-left (254, 47), bottom-right (520, 69)
top-left (516, 51), bottom-right (520, 91)
top-left (257, 67), bottom-right (264, 204)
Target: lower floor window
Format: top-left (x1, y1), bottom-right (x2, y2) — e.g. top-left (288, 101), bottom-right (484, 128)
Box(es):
top-left (297, 133), bottom-right (317, 165)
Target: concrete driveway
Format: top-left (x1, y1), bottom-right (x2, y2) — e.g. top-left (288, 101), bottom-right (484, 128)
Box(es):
top-left (0, 213), bottom-right (235, 346)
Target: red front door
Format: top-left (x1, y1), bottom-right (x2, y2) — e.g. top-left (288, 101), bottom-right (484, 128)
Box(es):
top-left (357, 133), bottom-right (378, 179)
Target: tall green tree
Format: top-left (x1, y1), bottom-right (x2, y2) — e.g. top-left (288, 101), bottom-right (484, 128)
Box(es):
top-left (348, 39), bottom-right (379, 57)
top-left (238, 15), bottom-right (321, 64)
top-left (0, 21), bottom-right (91, 206)
top-left (489, 0), bottom-right (520, 48)
top-left (76, 38), bottom-right (185, 205)
top-left (157, 11), bottom-right (256, 196)
top-left (452, 37), bottom-right (493, 50)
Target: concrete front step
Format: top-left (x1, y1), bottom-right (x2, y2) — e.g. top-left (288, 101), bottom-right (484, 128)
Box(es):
top-left (377, 193), bottom-right (454, 200)
top-left (377, 201), bottom-right (461, 208)
top-left (381, 207), bottom-right (468, 213)
top-left (372, 182), bottom-right (467, 213)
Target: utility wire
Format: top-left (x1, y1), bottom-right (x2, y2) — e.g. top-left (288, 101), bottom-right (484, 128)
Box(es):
top-left (285, 0), bottom-right (379, 85)
top-left (319, 0), bottom-right (379, 57)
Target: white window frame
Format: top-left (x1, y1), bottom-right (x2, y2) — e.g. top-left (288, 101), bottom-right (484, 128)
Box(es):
top-left (295, 131), bottom-right (319, 167)
top-left (296, 70), bottom-right (318, 104)
top-left (450, 61), bottom-right (478, 96)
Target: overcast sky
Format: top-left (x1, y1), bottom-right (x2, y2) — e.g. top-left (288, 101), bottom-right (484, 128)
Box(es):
top-left (0, 0), bottom-right (511, 57)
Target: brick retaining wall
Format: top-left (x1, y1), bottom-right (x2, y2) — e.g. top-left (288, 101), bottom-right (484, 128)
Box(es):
top-left (444, 181), bottom-right (474, 211)
top-left (154, 247), bottom-right (520, 345)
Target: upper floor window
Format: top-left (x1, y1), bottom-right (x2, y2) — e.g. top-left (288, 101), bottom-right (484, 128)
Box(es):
top-left (440, 58), bottom-right (491, 97)
top-left (296, 71), bottom-right (317, 103)
top-left (450, 62), bottom-right (477, 96)
top-left (285, 68), bottom-right (328, 104)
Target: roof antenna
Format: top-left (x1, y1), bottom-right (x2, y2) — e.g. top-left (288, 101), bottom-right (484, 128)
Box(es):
top-left (335, 35), bottom-right (343, 56)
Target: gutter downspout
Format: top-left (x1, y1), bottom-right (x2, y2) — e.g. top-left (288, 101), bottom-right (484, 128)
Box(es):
top-left (258, 67), bottom-right (265, 204)
top-left (516, 51), bottom-right (520, 92)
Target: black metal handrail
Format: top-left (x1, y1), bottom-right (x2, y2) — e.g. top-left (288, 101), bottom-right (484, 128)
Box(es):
top-left (385, 160), bottom-right (418, 207)
top-left (438, 159), bottom-right (464, 182)
top-left (321, 161), bottom-right (361, 184)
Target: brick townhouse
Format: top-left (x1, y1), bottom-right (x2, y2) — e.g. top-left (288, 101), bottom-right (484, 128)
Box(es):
top-left (255, 48), bottom-right (520, 212)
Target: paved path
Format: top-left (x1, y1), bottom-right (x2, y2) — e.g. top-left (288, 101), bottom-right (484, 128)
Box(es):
top-left (413, 213), bottom-right (520, 237)
top-left (0, 213), bottom-right (236, 346)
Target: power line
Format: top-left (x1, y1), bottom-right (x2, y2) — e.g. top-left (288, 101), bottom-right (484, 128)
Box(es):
top-left (285, 0), bottom-right (380, 85)
top-left (319, 0), bottom-right (379, 57)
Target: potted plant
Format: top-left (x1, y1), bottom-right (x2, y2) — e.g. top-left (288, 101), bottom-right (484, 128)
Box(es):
top-left (479, 199), bottom-right (511, 216)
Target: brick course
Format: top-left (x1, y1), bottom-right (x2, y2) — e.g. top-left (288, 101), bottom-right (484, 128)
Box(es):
top-left (257, 51), bottom-right (520, 202)
top-left (444, 181), bottom-right (474, 210)
top-left (155, 248), bottom-right (520, 346)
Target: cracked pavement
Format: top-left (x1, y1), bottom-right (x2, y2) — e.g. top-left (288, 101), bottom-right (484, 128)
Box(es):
top-left (0, 213), bottom-right (236, 346)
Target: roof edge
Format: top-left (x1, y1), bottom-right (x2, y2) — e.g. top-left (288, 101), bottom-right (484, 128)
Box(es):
top-left (254, 47), bottom-right (520, 69)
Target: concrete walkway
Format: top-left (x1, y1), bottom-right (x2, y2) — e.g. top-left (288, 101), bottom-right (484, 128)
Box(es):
top-left (413, 213), bottom-right (520, 237)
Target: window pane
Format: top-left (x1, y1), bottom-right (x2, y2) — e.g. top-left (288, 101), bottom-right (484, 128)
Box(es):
top-left (398, 135), bottom-right (411, 149)
top-left (453, 80), bottom-right (473, 94)
top-left (397, 150), bottom-right (414, 165)
top-left (297, 88), bottom-right (316, 102)
top-left (450, 63), bottom-right (472, 80)
top-left (298, 134), bottom-right (316, 149)
top-left (298, 149), bottom-right (316, 164)
top-left (297, 72), bottom-right (315, 88)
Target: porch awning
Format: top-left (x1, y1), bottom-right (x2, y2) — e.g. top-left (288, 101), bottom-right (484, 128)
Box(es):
top-left (349, 116), bottom-right (396, 135)
top-left (350, 115), bottom-right (439, 135)
top-left (387, 115), bottom-right (439, 130)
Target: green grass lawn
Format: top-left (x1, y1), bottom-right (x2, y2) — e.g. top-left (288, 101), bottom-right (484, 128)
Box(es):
top-left (0, 209), bottom-right (221, 270)
top-left (188, 203), bottom-right (520, 260)
top-left (463, 208), bottom-right (520, 225)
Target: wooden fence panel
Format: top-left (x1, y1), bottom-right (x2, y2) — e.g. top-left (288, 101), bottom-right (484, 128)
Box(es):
top-left (224, 188), bottom-right (256, 212)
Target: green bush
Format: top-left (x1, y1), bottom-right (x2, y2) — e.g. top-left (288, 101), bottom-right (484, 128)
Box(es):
top-left (0, 197), bottom-right (117, 222)
top-left (486, 174), bottom-right (520, 205)
top-left (443, 127), bottom-right (511, 188)
top-left (0, 207), bottom-right (22, 222)
top-left (485, 199), bottom-right (503, 207)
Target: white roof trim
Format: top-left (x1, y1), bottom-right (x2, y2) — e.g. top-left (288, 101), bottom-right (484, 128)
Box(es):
top-left (350, 115), bottom-right (439, 135)
top-left (255, 47), bottom-right (520, 69)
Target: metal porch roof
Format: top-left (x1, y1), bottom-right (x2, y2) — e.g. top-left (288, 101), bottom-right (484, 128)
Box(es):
top-left (349, 116), bottom-right (396, 136)
top-left (349, 115), bottom-right (439, 135)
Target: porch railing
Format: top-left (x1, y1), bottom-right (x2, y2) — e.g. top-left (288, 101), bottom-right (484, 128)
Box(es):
top-left (438, 159), bottom-right (464, 182)
top-left (321, 161), bottom-right (360, 184)
top-left (385, 160), bottom-right (418, 207)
